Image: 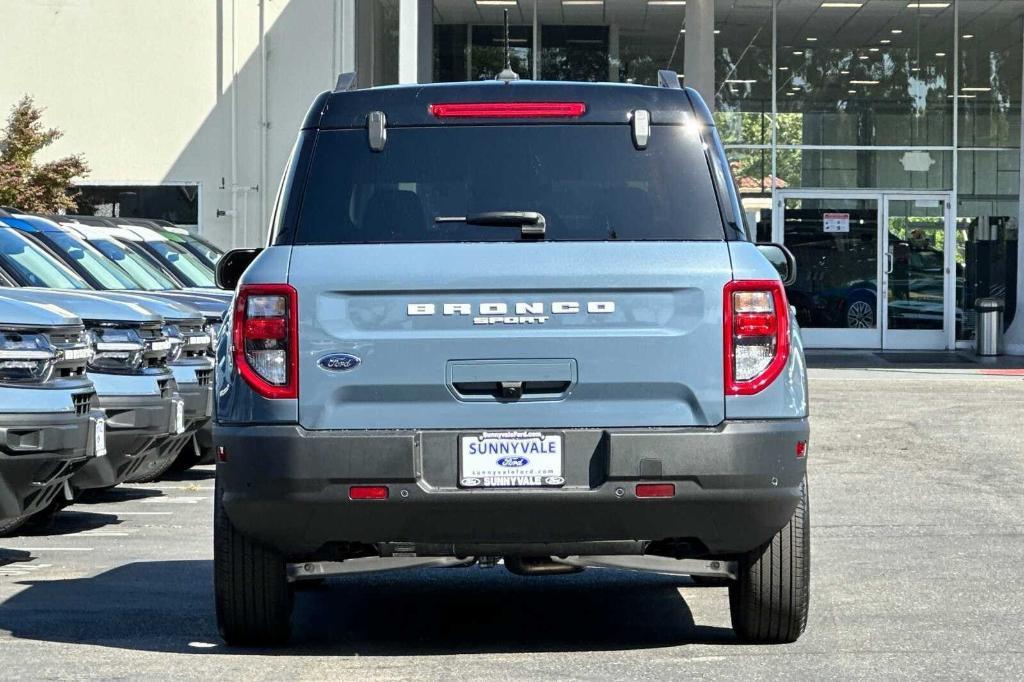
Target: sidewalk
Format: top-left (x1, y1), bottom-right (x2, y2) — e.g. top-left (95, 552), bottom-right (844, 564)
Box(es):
top-left (805, 350), bottom-right (1024, 376)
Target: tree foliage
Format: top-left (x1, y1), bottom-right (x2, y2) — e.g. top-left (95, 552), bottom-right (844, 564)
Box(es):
top-left (0, 96), bottom-right (89, 212)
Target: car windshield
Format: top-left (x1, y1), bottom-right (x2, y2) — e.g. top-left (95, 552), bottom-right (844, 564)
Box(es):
top-left (46, 231), bottom-right (137, 290)
top-left (146, 240), bottom-right (216, 287)
top-left (0, 228), bottom-right (91, 289)
top-left (89, 237), bottom-right (179, 290)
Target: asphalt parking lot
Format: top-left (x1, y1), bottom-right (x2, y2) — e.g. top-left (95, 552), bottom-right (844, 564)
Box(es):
top-left (1, 366), bottom-right (1022, 679)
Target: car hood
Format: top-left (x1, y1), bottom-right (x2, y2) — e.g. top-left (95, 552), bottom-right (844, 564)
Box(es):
top-left (102, 291), bottom-right (204, 324)
top-left (127, 291), bottom-right (228, 320)
top-left (0, 293), bottom-right (81, 328)
top-left (4, 288), bottom-right (162, 325)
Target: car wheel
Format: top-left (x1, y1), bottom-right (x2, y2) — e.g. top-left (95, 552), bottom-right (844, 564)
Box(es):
top-left (123, 452), bottom-right (178, 484)
top-left (0, 514), bottom-right (30, 537)
top-left (214, 478), bottom-right (293, 646)
top-left (729, 476), bottom-right (810, 644)
top-left (845, 299), bottom-right (875, 329)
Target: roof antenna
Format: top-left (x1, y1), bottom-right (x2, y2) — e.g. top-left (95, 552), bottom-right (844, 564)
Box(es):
top-left (496, 8), bottom-right (519, 82)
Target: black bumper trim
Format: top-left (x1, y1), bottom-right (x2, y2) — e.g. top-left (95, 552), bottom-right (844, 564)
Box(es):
top-left (216, 420), bottom-right (809, 558)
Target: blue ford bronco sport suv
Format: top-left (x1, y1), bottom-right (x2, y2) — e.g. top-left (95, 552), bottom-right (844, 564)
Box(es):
top-left (214, 72), bottom-right (810, 646)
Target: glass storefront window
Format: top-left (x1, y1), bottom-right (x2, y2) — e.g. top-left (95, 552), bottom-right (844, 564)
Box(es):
top-left (957, 150), bottom-right (1019, 339)
top-left (715, 0), bottom-right (773, 144)
top-left (777, 0), bottom-right (954, 147)
top-left (779, 149), bottom-right (953, 190)
top-left (957, 3), bottom-right (1023, 148)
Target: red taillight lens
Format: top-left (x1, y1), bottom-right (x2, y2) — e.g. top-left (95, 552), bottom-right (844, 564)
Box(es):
top-left (428, 102), bottom-right (587, 119)
top-left (635, 483), bottom-right (675, 498)
top-left (233, 284), bottom-right (298, 399)
top-left (349, 485), bottom-right (389, 500)
top-left (724, 280), bottom-right (790, 396)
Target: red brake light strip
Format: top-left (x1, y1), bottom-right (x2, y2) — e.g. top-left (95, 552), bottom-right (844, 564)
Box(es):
top-left (428, 102), bottom-right (587, 119)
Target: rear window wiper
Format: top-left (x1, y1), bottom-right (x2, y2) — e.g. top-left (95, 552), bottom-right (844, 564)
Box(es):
top-left (435, 211), bottom-right (546, 239)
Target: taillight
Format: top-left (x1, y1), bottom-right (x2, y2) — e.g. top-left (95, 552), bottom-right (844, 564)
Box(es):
top-left (724, 280), bottom-right (790, 395)
top-left (233, 284), bottom-right (298, 399)
top-left (428, 102), bottom-right (586, 119)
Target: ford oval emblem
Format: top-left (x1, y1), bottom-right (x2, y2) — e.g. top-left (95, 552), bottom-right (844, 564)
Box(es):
top-left (318, 353), bottom-right (361, 372)
top-left (497, 456), bottom-right (529, 468)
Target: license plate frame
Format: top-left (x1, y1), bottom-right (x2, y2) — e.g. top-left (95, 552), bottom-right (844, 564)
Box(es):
top-left (171, 398), bottom-right (186, 435)
top-left (458, 431), bottom-right (565, 488)
top-left (92, 417), bottom-right (107, 458)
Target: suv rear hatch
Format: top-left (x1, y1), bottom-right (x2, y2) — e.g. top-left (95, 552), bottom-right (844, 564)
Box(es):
top-left (282, 93), bottom-right (734, 430)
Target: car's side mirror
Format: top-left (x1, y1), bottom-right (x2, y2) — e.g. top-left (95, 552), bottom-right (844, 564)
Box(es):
top-left (216, 248), bottom-right (263, 290)
top-left (757, 243), bottom-right (797, 286)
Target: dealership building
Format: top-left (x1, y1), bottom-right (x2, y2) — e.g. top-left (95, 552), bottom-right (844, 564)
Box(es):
top-left (2, 0), bottom-right (1024, 352)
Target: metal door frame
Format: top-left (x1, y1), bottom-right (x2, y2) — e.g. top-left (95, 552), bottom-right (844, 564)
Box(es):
top-left (773, 190), bottom-right (955, 350)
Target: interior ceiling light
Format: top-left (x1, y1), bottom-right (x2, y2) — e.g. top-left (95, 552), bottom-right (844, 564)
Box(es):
top-left (786, 92), bottom-right (795, 96)
top-left (880, 39), bottom-right (892, 44)
top-left (891, 29), bottom-right (903, 34)
top-left (725, 79), bottom-right (758, 84)
top-left (961, 86), bottom-right (991, 92)
top-left (869, 47), bottom-right (879, 52)
top-left (806, 37), bottom-right (818, 41)
top-left (935, 52), bottom-right (946, 57)
top-left (859, 55), bottom-right (869, 59)
top-left (792, 50), bottom-right (803, 55)
top-left (849, 79), bottom-right (880, 85)
top-left (911, 66), bottom-right (921, 72)
top-left (476, 0), bottom-right (517, 5)
top-left (962, 34), bottom-right (974, 39)
top-left (714, 29), bottom-right (721, 34)
top-left (907, 3), bottom-right (950, 8)
top-left (647, 0), bottom-right (687, 5)
top-left (562, 1), bottom-right (603, 5)
top-left (949, 94), bottom-right (976, 98)
top-left (821, 2), bottom-right (864, 7)
top-left (840, 70), bottom-right (850, 74)
top-left (778, 66), bottom-right (790, 71)
top-left (848, 89), bottom-right (857, 93)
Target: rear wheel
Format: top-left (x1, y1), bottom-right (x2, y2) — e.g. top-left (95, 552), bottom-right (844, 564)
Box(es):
top-left (0, 514), bottom-right (29, 537)
top-left (124, 452), bottom-right (177, 484)
top-left (214, 479), bottom-right (293, 646)
top-left (729, 476), bottom-right (810, 644)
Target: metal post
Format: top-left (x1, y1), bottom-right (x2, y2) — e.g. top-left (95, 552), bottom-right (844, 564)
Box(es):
top-left (684, 0), bottom-right (715, 108)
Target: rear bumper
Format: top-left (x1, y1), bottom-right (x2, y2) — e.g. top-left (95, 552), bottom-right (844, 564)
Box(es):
top-left (216, 419), bottom-right (809, 558)
top-left (0, 409), bottom-right (99, 520)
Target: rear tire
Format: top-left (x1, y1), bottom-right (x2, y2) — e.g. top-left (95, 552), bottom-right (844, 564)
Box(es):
top-left (0, 514), bottom-right (29, 537)
top-left (124, 452), bottom-right (177, 484)
top-left (729, 476), bottom-right (810, 644)
top-left (214, 479), bottom-right (293, 646)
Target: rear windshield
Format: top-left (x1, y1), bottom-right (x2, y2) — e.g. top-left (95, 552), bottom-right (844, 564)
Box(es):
top-left (294, 125), bottom-right (725, 244)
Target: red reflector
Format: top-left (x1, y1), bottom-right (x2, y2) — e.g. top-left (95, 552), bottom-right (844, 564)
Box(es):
top-left (349, 485), bottom-right (388, 500)
top-left (635, 483), bottom-right (675, 498)
top-left (428, 102), bottom-right (586, 119)
top-left (796, 441), bottom-right (808, 458)
top-left (217, 446), bottom-right (227, 463)
top-left (734, 312), bottom-right (778, 337)
top-left (244, 316), bottom-right (287, 340)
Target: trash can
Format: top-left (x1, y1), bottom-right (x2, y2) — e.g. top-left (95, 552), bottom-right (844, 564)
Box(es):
top-left (975, 298), bottom-right (1005, 356)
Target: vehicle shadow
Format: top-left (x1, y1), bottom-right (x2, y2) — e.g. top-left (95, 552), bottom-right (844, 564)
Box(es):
top-left (74, 487), bottom-right (165, 504)
top-left (0, 560), bottom-right (737, 655)
top-left (160, 466), bottom-right (216, 482)
top-left (15, 510), bottom-right (123, 537)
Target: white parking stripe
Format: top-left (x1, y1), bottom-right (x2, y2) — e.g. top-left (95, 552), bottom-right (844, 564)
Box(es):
top-left (1, 547), bottom-right (94, 552)
top-left (142, 497), bottom-right (205, 504)
top-left (80, 510), bottom-right (172, 516)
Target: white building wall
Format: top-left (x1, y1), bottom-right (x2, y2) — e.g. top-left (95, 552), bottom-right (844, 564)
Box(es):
top-left (0, 0), bottom-right (354, 250)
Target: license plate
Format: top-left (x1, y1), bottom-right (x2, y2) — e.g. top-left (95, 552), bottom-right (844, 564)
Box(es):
top-left (171, 398), bottom-right (185, 434)
top-left (459, 431), bottom-right (564, 488)
top-left (93, 417), bottom-right (107, 458)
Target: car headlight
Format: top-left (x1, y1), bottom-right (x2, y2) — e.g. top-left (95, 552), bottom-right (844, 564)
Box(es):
top-left (163, 323), bottom-right (184, 363)
top-left (0, 330), bottom-right (56, 383)
top-left (87, 326), bottom-right (146, 373)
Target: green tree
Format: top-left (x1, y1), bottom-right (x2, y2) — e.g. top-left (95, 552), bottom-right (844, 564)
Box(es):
top-left (0, 96), bottom-right (89, 212)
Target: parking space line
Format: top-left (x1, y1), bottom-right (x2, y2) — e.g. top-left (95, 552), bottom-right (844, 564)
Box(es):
top-left (0, 547), bottom-right (94, 552)
top-left (80, 510), bottom-right (173, 516)
top-left (141, 497), bottom-right (206, 504)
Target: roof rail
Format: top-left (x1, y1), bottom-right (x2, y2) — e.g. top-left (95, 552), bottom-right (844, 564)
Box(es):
top-left (657, 70), bottom-right (682, 89)
top-left (334, 72), bottom-right (358, 93)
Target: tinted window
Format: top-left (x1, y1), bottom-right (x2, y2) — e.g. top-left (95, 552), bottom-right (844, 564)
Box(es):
top-left (146, 241), bottom-right (215, 287)
top-left (295, 125), bottom-right (724, 244)
top-left (90, 238), bottom-right (178, 290)
top-left (46, 232), bottom-right (136, 289)
top-left (0, 229), bottom-right (90, 289)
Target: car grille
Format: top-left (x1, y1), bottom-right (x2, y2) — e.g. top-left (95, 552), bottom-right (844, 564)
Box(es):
top-left (195, 368), bottom-right (213, 387)
top-left (157, 377), bottom-right (174, 399)
top-left (138, 322), bottom-right (170, 369)
top-left (73, 391), bottom-right (95, 416)
top-left (176, 319), bottom-right (213, 359)
top-left (47, 326), bottom-right (90, 379)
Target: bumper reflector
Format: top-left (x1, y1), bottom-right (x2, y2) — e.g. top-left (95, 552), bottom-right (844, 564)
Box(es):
top-left (349, 485), bottom-right (389, 500)
top-left (796, 441), bottom-right (808, 458)
top-left (635, 483), bottom-right (675, 498)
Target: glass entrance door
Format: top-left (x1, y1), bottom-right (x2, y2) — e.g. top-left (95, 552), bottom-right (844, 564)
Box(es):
top-left (777, 195), bottom-right (883, 348)
top-left (777, 192), bottom-right (953, 350)
top-left (882, 196), bottom-right (953, 350)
